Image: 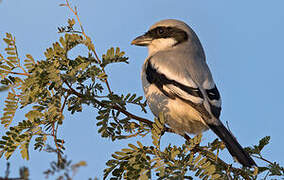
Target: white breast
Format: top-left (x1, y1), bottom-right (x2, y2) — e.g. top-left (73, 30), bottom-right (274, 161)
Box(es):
top-left (141, 70), bottom-right (209, 135)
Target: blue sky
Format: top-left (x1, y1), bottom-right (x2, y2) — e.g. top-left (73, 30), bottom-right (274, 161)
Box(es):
top-left (1, 0), bottom-right (284, 179)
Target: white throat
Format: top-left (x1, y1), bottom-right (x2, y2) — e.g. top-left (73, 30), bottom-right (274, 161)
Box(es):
top-left (148, 38), bottom-right (177, 56)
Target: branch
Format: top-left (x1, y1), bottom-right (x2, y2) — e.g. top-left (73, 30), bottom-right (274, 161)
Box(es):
top-left (65, 80), bottom-right (153, 126)
top-left (64, 81), bottom-right (252, 179)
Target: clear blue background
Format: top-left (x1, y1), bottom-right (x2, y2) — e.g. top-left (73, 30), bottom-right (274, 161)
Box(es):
top-left (1, 0), bottom-right (284, 179)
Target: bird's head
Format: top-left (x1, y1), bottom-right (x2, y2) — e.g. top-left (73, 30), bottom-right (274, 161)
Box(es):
top-left (131, 19), bottom-right (193, 55)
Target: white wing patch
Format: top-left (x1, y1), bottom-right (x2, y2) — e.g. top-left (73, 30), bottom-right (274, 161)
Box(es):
top-left (164, 84), bottom-right (203, 104)
top-left (148, 62), bottom-right (204, 104)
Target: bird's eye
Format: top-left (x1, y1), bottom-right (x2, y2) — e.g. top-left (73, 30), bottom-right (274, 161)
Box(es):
top-left (157, 28), bottom-right (165, 35)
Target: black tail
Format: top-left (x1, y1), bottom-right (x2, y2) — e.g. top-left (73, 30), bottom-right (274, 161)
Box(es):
top-left (208, 123), bottom-right (256, 167)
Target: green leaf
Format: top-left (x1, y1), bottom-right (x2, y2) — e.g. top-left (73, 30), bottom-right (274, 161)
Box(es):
top-left (258, 136), bottom-right (270, 151)
top-left (25, 110), bottom-right (43, 122)
top-left (1, 92), bottom-right (19, 128)
top-left (210, 174), bottom-right (221, 179)
top-left (24, 54), bottom-right (35, 72)
top-left (137, 141), bottom-right (143, 149)
top-left (101, 47), bottom-right (129, 67)
top-left (128, 144), bottom-right (139, 151)
top-left (170, 149), bottom-right (180, 160)
top-left (0, 65), bottom-right (11, 71)
top-left (3, 38), bottom-right (11, 45)
top-left (6, 51), bottom-right (16, 55)
top-left (68, 18), bottom-right (75, 27)
top-left (121, 148), bottom-right (132, 153)
top-left (268, 163), bottom-right (283, 176)
top-left (20, 141), bottom-right (29, 160)
top-left (193, 154), bottom-right (202, 166)
top-left (128, 94), bottom-right (136, 102)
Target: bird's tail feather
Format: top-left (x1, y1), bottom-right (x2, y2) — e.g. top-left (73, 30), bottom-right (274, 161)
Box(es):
top-left (208, 123), bottom-right (256, 167)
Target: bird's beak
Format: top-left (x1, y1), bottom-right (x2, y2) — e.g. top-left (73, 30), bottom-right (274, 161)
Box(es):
top-left (131, 34), bottom-right (152, 46)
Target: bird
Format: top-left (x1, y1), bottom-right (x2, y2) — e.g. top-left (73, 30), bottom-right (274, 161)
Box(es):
top-left (131, 19), bottom-right (256, 167)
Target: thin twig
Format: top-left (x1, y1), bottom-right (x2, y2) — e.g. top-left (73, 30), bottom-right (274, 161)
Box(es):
top-left (263, 171), bottom-right (269, 180)
top-left (251, 155), bottom-right (274, 165)
top-left (124, 129), bottom-right (145, 138)
top-left (9, 71), bottom-right (30, 76)
top-left (61, 94), bottom-right (69, 114)
top-left (5, 162), bottom-right (10, 178)
top-left (64, 0), bottom-right (113, 94)
top-left (52, 122), bottom-right (60, 154)
top-left (65, 0), bottom-right (87, 39)
top-left (51, 93), bottom-right (70, 157)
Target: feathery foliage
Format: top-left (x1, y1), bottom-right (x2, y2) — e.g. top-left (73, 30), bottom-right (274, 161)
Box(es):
top-left (1, 1), bottom-right (284, 179)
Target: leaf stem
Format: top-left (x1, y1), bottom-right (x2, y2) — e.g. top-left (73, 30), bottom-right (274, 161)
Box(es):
top-left (251, 155), bottom-right (273, 165)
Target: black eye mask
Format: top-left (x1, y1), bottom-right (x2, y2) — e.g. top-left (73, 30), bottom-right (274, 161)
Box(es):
top-left (145, 26), bottom-right (188, 45)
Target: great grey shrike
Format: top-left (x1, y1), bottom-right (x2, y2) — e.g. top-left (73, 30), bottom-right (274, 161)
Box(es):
top-left (131, 19), bottom-right (256, 167)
